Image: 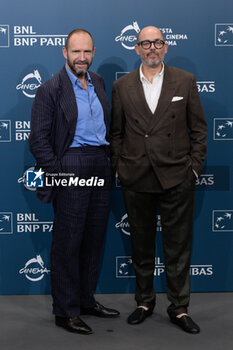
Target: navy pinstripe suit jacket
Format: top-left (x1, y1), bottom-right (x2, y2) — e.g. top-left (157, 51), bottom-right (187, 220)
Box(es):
top-left (29, 66), bottom-right (110, 203)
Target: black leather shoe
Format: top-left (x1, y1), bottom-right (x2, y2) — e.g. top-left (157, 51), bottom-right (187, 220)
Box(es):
top-left (127, 307), bottom-right (153, 325)
top-left (80, 301), bottom-right (120, 318)
top-left (169, 315), bottom-right (200, 334)
top-left (55, 316), bottom-right (93, 334)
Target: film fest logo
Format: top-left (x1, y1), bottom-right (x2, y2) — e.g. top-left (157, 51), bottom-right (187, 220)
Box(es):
top-left (19, 255), bottom-right (50, 282)
top-left (16, 69), bottom-right (42, 98)
top-left (0, 212), bottom-right (13, 234)
top-left (215, 24), bottom-right (233, 46)
top-left (0, 25), bottom-right (9, 47)
top-left (115, 21), bottom-right (188, 50)
top-left (115, 213), bottom-right (162, 235)
top-left (213, 119), bottom-right (233, 140)
top-left (115, 21), bottom-right (140, 50)
top-left (0, 25), bottom-right (66, 47)
top-left (212, 211), bottom-right (233, 232)
top-left (116, 257), bottom-right (213, 278)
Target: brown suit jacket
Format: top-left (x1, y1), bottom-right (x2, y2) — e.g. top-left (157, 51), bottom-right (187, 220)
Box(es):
top-left (110, 64), bottom-right (207, 190)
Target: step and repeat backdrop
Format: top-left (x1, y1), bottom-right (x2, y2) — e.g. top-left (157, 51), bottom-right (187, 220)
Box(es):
top-left (0, 0), bottom-right (232, 294)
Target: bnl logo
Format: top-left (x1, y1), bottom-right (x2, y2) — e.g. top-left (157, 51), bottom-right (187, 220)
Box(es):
top-left (0, 120), bottom-right (11, 142)
top-left (215, 24), bottom-right (233, 46)
top-left (26, 169), bottom-right (44, 188)
top-left (0, 213), bottom-right (13, 234)
top-left (212, 211), bottom-right (233, 232)
top-left (0, 25), bottom-right (10, 47)
top-left (213, 119), bottom-right (233, 140)
top-left (116, 257), bottom-right (135, 278)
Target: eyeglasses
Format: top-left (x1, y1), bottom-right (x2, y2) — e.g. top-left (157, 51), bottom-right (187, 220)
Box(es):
top-left (137, 39), bottom-right (165, 50)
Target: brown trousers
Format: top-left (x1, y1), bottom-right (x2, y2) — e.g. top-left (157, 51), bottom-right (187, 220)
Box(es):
top-left (122, 168), bottom-right (196, 315)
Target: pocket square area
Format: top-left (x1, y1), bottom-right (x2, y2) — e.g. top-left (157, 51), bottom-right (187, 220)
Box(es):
top-left (172, 96), bottom-right (183, 102)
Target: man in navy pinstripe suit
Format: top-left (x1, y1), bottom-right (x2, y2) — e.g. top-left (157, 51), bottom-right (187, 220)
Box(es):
top-left (29, 29), bottom-right (119, 334)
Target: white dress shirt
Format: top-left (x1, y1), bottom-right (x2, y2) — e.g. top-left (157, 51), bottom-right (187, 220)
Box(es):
top-left (139, 63), bottom-right (164, 114)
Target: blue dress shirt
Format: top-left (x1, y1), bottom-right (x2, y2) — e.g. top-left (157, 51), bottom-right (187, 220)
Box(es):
top-left (65, 65), bottom-right (109, 147)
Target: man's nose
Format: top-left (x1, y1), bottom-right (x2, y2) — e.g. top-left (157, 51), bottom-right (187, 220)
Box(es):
top-left (79, 52), bottom-right (85, 60)
top-left (151, 42), bottom-right (157, 49)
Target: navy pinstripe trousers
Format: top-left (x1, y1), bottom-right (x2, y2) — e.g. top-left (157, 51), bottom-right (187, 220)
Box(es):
top-left (50, 146), bottom-right (112, 317)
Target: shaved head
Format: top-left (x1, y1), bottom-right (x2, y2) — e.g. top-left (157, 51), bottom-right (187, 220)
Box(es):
top-left (137, 26), bottom-right (165, 43)
top-left (135, 26), bottom-right (168, 70)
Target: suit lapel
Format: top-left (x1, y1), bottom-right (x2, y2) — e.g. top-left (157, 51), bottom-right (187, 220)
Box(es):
top-left (146, 64), bottom-right (177, 133)
top-left (126, 67), bottom-right (177, 131)
top-left (127, 69), bottom-right (153, 127)
top-left (59, 67), bottom-right (78, 134)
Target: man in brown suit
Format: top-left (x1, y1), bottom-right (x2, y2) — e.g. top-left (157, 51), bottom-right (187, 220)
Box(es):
top-left (110, 26), bottom-right (207, 333)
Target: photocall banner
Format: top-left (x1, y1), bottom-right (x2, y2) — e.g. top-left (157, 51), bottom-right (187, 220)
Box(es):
top-left (0, 0), bottom-right (232, 294)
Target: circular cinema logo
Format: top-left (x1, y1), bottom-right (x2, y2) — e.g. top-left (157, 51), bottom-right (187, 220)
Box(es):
top-left (19, 255), bottom-right (50, 282)
top-left (16, 70), bottom-right (42, 98)
top-left (115, 213), bottom-right (130, 235)
top-left (115, 21), bottom-right (140, 50)
top-left (18, 166), bottom-right (37, 191)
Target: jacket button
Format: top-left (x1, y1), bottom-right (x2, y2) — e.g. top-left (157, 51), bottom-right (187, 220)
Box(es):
top-left (168, 151), bottom-right (171, 156)
top-left (145, 134), bottom-right (149, 138)
top-left (167, 133), bottom-right (171, 137)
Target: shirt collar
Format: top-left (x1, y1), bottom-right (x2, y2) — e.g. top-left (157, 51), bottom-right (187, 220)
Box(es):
top-left (139, 63), bottom-right (164, 84)
top-left (65, 64), bottom-right (92, 87)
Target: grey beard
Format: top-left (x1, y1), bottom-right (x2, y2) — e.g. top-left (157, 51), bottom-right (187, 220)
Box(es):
top-left (68, 64), bottom-right (87, 77)
top-left (144, 59), bottom-right (162, 68)
top-left (74, 68), bottom-right (87, 76)
top-left (66, 57), bottom-right (89, 78)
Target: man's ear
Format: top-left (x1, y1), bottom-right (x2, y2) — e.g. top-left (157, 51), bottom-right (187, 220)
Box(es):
top-left (62, 47), bottom-right (67, 60)
top-left (135, 44), bottom-right (140, 56)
